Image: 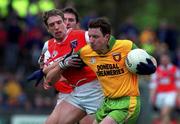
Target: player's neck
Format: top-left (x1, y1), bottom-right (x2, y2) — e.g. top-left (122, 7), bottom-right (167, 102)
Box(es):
top-left (55, 29), bottom-right (69, 43)
top-left (97, 45), bottom-right (110, 54)
top-left (55, 37), bottom-right (64, 43)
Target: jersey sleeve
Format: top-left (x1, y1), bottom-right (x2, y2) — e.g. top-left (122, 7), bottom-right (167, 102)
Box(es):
top-left (131, 43), bottom-right (138, 50)
top-left (41, 41), bottom-right (48, 54)
top-left (85, 31), bottom-right (90, 44)
top-left (44, 50), bottom-right (51, 64)
top-left (38, 41), bottom-right (48, 65)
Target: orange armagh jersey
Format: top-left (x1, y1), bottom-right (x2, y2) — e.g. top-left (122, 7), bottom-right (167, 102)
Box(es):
top-left (44, 38), bottom-right (73, 93)
top-left (153, 64), bottom-right (178, 93)
top-left (79, 38), bottom-right (139, 98)
top-left (44, 29), bottom-right (97, 93)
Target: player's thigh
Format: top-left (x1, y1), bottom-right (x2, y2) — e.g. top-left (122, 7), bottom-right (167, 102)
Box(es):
top-left (73, 80), bottom-right (104, 115)
top-left (96, 96), bottom-right (140, 124)
top-left (156, 92), bottom-right (177, 109)
top-left (57, 100), bottom-right (86, 124)
top-left (155, 93), bottom-right (166, 108)
top-left (45, 93), bottom-right (70, 124)
top-left (45, 105), bottom-right (59, 124)
top-left (126, 106), bottom-right (140, 124)
top-left (164, 92), bottom-right (177, 107)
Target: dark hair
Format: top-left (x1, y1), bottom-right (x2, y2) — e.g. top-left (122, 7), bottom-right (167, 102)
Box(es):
top-left (62, 7), bottom-right (79, 23)
top-left (88, 17), bottom-right (111, 36)
top-left (42, 9), bottom-right (64, 26)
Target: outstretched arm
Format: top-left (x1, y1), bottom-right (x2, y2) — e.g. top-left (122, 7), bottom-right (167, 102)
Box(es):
top-left (45, 49), bottom-right (84, 86)
top-left (45, 64), bottom-right (63, 86)
top-left (43, 60), bottom-right (60, 74)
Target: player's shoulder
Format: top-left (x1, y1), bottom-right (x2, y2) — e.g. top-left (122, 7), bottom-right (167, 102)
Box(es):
top-left (46, 38), bottom-right (55, 44)
top-left (114, 39), bottom-right (133, 47)
top-left (79, 44), bottom-right (91, 53)
top-left (41, 38), bottom-right (55, 53)
top-left (115, 39), bottom-right (136, 51)
top-left (69, 29), bottom-right (88, 43)
top-left (116, 39), bottom-right (133, 45)
top-left (70, 29), bottom-right (86, 35)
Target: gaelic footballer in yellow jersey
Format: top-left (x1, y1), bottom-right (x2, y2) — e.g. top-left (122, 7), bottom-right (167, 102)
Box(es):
top-left (78, 18), bottom-right (156, 124)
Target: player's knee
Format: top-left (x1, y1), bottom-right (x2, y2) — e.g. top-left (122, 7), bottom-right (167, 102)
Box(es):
top-left (45, 113), bottom-right (59, 124)
top-left (79, 115), bottom-right (94, 124)
top-left (44, 117), bottom-right (52, 124)
top-left (92, 119), bottom-right (99, 124)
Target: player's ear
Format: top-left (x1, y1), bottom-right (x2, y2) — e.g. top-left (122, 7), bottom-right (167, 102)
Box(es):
top-left (45, 25), bottom-right (50, 33)
top-left (105, 34), bottom-right (110, 40)
top-left (105, 34), bottom-right (110, 44)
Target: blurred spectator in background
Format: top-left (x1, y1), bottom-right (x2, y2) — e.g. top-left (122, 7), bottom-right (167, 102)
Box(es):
top-left (0, 0), bottom-right (9, 18)
top-left (38, 0), bottom-right (55, 13)
top-left (11, 0), bottom-right (55, 19)
top-left (149, 53), bottom-right (180, 124)
top-left (3, 72), bottom-right (29, 110)
top-left (4, 14), bottom-right (21, 71)
top-left (11, 0), bottom-right (29, 18)
top-left (118, 16), bottom-right (139, 43)
top-left (139, 26), bottom-right (157, 56)
top-left (0, 70), bottom-right (7, 110)
top-left (0, 20), bottom-right (8, 68)
top-left (173, 47), bottom-right (180, 68)
top-left (80, 9), bottom-right (97, 30)
top-left (153, 42), bottom-right (169, 64)
top-left (156, 21), bottom-right (179, 61)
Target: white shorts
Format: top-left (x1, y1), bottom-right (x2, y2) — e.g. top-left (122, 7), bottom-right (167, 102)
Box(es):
top-left (56, 93), bottom-right (70, 105)
top-left (155, 91), bottom-right (177, 109)
top-left (64, 79), bottom-right (104, 114)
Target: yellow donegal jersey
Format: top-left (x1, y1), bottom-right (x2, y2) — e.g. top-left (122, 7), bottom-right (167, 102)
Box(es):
top-left (79, 39), bottom-right (139, 98)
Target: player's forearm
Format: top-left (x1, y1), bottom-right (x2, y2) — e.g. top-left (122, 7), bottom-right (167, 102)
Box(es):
top-left (43, 61), bottom-right (59, 74)
top-left (45, 65), bottom-right (64, 85)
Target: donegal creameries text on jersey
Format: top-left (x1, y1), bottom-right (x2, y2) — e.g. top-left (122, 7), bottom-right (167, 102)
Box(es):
top-left (79, 38), bottom-right (140, 98)
top-left (96, 64), bottom-right (124, 76)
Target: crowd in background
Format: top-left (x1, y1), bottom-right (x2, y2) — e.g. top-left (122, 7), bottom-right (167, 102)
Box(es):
top-left (0, 0), bottom-right (180, 123)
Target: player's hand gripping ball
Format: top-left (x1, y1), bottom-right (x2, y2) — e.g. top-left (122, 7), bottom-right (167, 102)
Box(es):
top-left (125, 49), bottom-right (157, 74)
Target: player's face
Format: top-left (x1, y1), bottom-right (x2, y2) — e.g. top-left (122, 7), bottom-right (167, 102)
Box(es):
top-left (88, 28), bottom-right (109, 54)
top-left (64, 13), bottom-right (78, 29)
top-left (47, 15), bottom-right (67, 40)
top-left (160, 54), bottom-right (170, 66)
